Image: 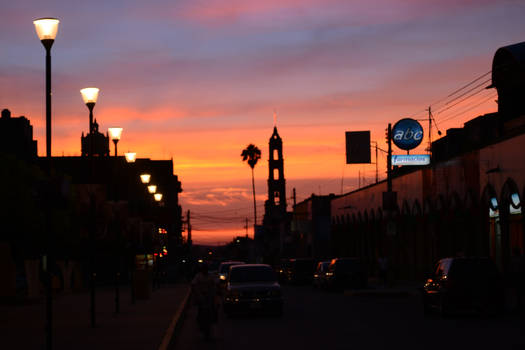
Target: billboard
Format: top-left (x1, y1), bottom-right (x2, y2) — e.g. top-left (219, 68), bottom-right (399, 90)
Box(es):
top-left (392, 118), bottom-right (424, 151)
top-left (345, 131), bottom-right (371, 164)
top-left (391, 154), bottom-right (430, 166)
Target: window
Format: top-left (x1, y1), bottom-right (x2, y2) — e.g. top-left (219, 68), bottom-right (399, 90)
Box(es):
top-left (274, 191), bottom-right (280, 205)
top-left (273, 168), bottom-right (279, 180)
top-left (273, 149), bottom-right (279, 160)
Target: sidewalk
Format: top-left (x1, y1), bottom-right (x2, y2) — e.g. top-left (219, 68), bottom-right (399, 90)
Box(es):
top-left (0, 283), bottom-right (190, 350)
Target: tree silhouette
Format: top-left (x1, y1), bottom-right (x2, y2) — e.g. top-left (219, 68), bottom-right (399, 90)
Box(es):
top-left (241, 144), bottom-right (261, 227)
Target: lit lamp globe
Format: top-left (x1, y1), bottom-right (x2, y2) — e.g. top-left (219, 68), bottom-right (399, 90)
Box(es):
top-left (140, 174), bottom-right (151, 184)
top-left (34, 18), bottom-right (60, 45)
top-left (148, 185), bottom-right (157, 194)
top-left (125, 152), bottom-right (136, 163)
top-left (80, 87), bottom-right (100, 134)
top-left (108, 127), bottom-right (123, 157)
top-left (154, 193), bottom-right (163, 202)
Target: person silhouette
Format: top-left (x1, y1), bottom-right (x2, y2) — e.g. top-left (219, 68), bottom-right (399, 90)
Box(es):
top-left (191, 263), bottom-right (218, 340)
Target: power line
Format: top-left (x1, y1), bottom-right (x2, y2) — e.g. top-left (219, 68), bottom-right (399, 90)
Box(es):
top-left (438, 93), bottom-right (497, 125)
top-left (435, 81), bottom-right (491, 115)
top-left (408, 70), bottom-right (492, 118)
top-left (435, 78), bottom-right (492, 114)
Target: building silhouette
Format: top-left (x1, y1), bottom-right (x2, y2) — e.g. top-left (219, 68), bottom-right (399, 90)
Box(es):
top-left (0, 108), bottom-right (183, 298)
top-left (0, 109), bottom-right (37, 161)
top-left (81, 119), bottom-right (109, 157)
top-left (262, 126), bottom-right (292, 263)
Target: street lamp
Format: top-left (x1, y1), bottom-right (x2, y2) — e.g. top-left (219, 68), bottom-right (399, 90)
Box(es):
top-left (154, 193), bottom-right (163, 202)
top-left (140, 174), bottom-right (151, 184)
top-left (80, 87), bottom-right (100, 136)
top-left (125, 152), bottom-right (136, 163)
top-left (80, 86), bottom-right (100, 328)
top-left (34, 18), bottom-right (59, 159)
top-left (34, 17), bottom-right (59, 350)
top-left (108, 127), bottom-right (123, 157)
top-left (148, 185), bottom-right (157, 194)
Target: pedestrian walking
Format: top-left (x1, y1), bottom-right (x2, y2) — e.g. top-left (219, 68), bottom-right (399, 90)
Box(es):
top-left (191, 263), bottom-right (218, 340)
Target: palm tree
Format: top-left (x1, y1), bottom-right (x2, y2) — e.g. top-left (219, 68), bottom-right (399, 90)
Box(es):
top-left (241, 144), bottom-right (261, 226)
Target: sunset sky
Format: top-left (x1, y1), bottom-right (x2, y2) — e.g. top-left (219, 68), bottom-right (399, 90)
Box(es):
top-left (1, 0), bottom-right (524, 244)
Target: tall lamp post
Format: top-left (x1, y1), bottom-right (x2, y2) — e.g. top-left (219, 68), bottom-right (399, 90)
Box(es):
top-left (108, 128), bottom-right (122, 313)
top-left (34, 18), bottom-right (59, 159)
top-left (125, 153), bottom-right (137, 304)
top-left (108, 127), bottom-right (123, 157)
top-left (80, 88), bottom-right (100, 137)
top-left (34, 17), bottom-right (59, 350)
top-left (80, 87), bottom-right (100, 328)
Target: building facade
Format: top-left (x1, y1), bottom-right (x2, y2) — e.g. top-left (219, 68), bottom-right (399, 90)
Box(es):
top-left (330, 41), bottom-right (525, 281)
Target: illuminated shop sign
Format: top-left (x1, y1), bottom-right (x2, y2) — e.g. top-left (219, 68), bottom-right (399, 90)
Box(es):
top-left (391, 154), bottom-right (430, 166)
top-left (392, 118), bottom-right (424, 150)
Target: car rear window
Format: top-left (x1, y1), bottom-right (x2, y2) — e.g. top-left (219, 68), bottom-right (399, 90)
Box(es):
top-left (229, 266), bottom-right (277, 283)
top-left (219, 262), bottom-right (244, 274)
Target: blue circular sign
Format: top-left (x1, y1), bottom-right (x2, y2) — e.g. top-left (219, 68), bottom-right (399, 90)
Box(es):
top-left (392, 118), bottom-right (424, 151)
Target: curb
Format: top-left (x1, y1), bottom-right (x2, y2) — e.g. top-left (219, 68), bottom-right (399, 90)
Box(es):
top-left (158, 286), bottom-right (191, 350)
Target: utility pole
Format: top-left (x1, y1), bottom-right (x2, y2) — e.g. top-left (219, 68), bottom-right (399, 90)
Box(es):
top-left (245, 217), bottom-right (249, 237)
top-left (292, 188), bottom-right (297, 208)
top-left (375, 142), bottom-right (379, 183)
top-left (428, 106), bottom-right (432, 155)
top-left (186, 210), bottom-right (192, 247)
top-left (387, 123), bottom-right (392, 193)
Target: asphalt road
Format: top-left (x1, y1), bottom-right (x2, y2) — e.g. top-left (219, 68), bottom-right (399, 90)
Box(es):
top-left (171, 285), bottom-right (525, 350)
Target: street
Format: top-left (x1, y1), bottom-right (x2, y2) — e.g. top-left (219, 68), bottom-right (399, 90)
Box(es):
top-left (172, 285), bottom-right (525, 350)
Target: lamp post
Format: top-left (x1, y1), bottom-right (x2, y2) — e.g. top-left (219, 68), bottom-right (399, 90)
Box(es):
top-left (34, 18), bottom-right (59, 350)
top-left (81, 87), bottom-right (100, 328)
top-left (154, 193), bottom-right (163, 202)
top-left (34, 18), bottom-right (59, 159)
top-left (107, 127), bottom-right (122, 313)
top-left (108, 127), bottom-right (123, 157)
top-left (80, 88), bottom-right (100, 138)
top-left (148, 185), bottom-right (157, 194)
top-left (125, 153), bottom-right (137, 304)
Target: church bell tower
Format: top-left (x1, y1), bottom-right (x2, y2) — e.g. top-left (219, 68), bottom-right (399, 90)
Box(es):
top-left (267, 126), bottom-right (286, 215)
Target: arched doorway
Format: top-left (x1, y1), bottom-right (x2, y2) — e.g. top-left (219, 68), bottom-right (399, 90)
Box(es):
top-left (501, 179), bottom-right (523, 267)
top-left (482, 185), bottom-right (502, 268)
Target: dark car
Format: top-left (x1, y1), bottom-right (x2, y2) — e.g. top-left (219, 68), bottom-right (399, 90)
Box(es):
top-left (421, 257), bottom-right (504, 316)
top-left (313, 261), bottom-right (331, 289)
top-left (223, 264), bottom-right (283, 316)
top-left (325, 258), bottom-right (367, 291)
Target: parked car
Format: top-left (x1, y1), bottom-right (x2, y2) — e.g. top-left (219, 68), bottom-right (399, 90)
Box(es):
top-left (217, 261), bottom-right (245, 286)
top-left (313, 261), bottom-right (331, 289)
top-left (313, 260), bottom-right (331, 288)
top-left (421, 257), bottom-right (504, 316)
top-left (326, 258), bottom-right (367, 291)
top-left (223, 264), bottom-right (283, 316)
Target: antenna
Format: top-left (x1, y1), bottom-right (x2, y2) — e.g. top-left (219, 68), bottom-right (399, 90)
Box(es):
top-left (273, 109), bottom-right (277, 127)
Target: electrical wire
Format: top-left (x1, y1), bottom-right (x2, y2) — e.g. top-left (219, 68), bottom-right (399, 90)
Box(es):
top-left (438, 93), bottom-right (497, 125)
